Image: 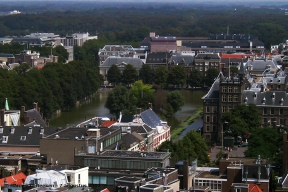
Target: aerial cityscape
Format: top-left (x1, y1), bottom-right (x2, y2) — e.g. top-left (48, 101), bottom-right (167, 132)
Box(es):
top-left (0, 1), bottom-right (288, 192)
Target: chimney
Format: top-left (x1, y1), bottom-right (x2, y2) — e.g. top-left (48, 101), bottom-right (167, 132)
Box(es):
top-left (250, 41), bottom-right (253, 52)
top-left (137, 108), bottom-right (142, 114)
top-left (148, 103), bottom-right (152, 109)
top-left (0, 109), bottom-right (5, 126)
top-left (183, 161), bottom-right (189, 190)
top-left (33, 102), bottom-right (38, 111)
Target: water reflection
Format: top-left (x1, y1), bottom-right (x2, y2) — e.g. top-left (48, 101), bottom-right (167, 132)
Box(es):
top-left (49, 90), bottom-right (207, 129)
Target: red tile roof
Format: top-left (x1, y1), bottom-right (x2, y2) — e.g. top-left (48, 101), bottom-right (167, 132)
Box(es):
top-left (101, 121), bottom-right (117, 127)
top-left (0, 172), bottom-right (27, 187)
top-left (100, 188), bottom-right (110, 192)
top-left (249, 184), bottom-right (262, 192)
top-left (221, 53), bottom-right (253, 59)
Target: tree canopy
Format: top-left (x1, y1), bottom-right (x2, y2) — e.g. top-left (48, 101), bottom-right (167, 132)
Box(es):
top-left (154, 66), bottom-right (168, 88)
top-left (139, 64), bottom-right (154, 84)
top-left (204, 68), bottom-right (219, 87)
top-left (189, 69), bottom-right (203, 88)
top-left (167, 65), bottom-right (186, 88)
top-left (121, 64), bottom-right (138, 87)
top-left (107, 64), bottom-right (121, 86)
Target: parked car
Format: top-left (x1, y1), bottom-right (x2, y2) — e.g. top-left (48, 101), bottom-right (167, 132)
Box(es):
top-left (238, 142), bottom-right (248, 147)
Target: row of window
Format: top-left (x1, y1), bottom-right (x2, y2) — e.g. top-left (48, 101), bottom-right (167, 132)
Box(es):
top-left (195, 62), bottom-right (219, 66)
top-left (263, 118), bottom-right (286, 125)
top-left (2, 135), bottom-right (27, 143)
top-left (206, 106), bottom-right (218, 113)
top-left (84, 159), bottom-right (161, 169)
top-left (103, 133), bottom-right (121, 148)
top-left (205, 116), bottom-right (217, 123)
top-left (88, 176), bottom-right (115, 185)
top-left (222, 86), bottom-right (239, 93)
top-left (263, 108), bottom-right (284, 115)
top-left (206, 125), bottom-right (217, 132)
top-left (222, 95), bottom-right (238, 102)
top-left (0, 127), bottom-right (44, 134)
top-left (194, 179), bottom-right (222, 191)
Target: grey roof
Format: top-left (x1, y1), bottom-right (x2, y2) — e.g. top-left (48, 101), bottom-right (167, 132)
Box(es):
top-left (242, 90), bottom-right (288, 106)
top-left (11, 37), bottom-right (44, 45)
top-left (140, 109), bottom-right (163, 128)
top-left (0, 53), bottom-right (14, 58)
top-left (25, 109), bottom-right (47, 127)
top-left (246, 59), bottom-right (278, 71)
top-left (0, 126), bottom-right (60, 146)
top-left (121, 132), bottom-right (144, 148)
top-left (202, 78), bottom-right (220, 99)
top-left (101, 56), bottom-right (143, 67)
top-left (121, 115), bottom-right (134, 123)
top-left (195, 53), bottom-right (220, 59)
top-left (243, 164), bottom-right (269, 180)
top-left (146, 52), bottom-right (170, 64)
top-left (171, 55), bottom-right (194, 66)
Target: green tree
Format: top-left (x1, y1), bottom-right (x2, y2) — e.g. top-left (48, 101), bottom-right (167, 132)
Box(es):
top-left (167, 65), bottom-right (186, 87)
top-left (189, 69), bottom-right (203, 88)
top-left (104, 85), bottom-right (130, 116)
top-left (154, 66), bottom-right (168, 87)
top-left (139, 64), bottom-right (154, 84)
top-left (204, 68), bottom-right (219, 87)
top-left (166, 90), bottom-right (184, 113)
top-left (158, 130), bottom-right (209, 166)
top-left (121, 64), bottom-right (138, 87)
top-left (230, 66), bottom-right (238, 77)
top-left (107, 64), bottom-right (121, 86)
top-left (222, 104), bottom-right (261, 137)
top-left (54, 45), bottom-right (69, 63)
top-left (129, 80), bottom-right (155, 109)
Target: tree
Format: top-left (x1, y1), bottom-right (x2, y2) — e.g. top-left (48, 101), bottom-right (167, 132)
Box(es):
top-left (121, 64), bottom-right (138, 87)
top-left (139, 64), bottom-right (154, 84)
top-left (167, 65), bottom-right (186, 88)
top-left (107, 64), bottom-right (121, 86)
top-left (230, 66), bottom-right (238, 77)
top-left (104, 85), bottom-right (130, 116)
top-left (158, 130), bottom-right (209, 166)
top-left (166, 90), bottom-right (184, 113)
top-left (189, 69), bottom-right (203, 88)
top-left (154, 66), bottom-right (168, 87)
top-left (222, 104), bottom-right (261, 138)
top-left (129, 80), bottom-right (155, 109)
top-left (54, 45), bottom-right (69, 63)
top-left (204, 68), bottom-right (219, 87)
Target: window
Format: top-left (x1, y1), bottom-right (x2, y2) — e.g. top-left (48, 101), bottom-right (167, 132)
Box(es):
top-left (28, 128), bottom-right (32, 134)
top-left (222, 95), bottom-right (227, 102)
top-left (228, 95), bottom-right (233, 102)
top-left (271, 108), bottom-right (274, 115)
top-left (206, 116), bottom-right (210, 122)
top-left (263, 108), bottom-right (267, 115)
top-left (67, 175), bottom-right (71, 182)
top-left (278, 85), bottom-right (281, 90)
top-left (212, 106), bottom-right (217, 113)
top-left (213, 116), bottom-right (216, 123)
top-left (20, 136), bottom-right (26, 141)
top-left (280, 119), bottom-right (286, 125)
top-left (40, 128), bottom-right (44, 134)
top-left (213, 126), bottom-right (216, 132)
top-left (236, 188), bottom-right (241, 192)
top-left (222, 86), bottom-right (227, 92)
top-left (222, 106), bottom-right (227, 113)
top-left (0, 127), bottom-right (3, 133)
top-left (206, 125), bottom-right (210, 132)
top-left (263, 118), bottom-right (267, 125)
top-left (228, 86), bottom-right (233, 93)
top-left (2, 136), bottom-right (8, 143)
top-left (10, 128), bottom-right (15, 134)
top-left (280, 108), bottom-right (284, 115)
top-left (234, 87), bottom-right (239, 92)
top-left (270, 85), bottom-right (274, 89)
top-left (206, 106), bottom-right (210, 113)
top-left (78, 174), bottom-right (81, 184)
top-left (233, 95), bottom-right (238, 102)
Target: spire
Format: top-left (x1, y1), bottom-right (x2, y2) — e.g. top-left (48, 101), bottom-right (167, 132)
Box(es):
top-left (238, 59), bottom-right (245, 76)
top-left (5, 98), bottom-right (9, 110)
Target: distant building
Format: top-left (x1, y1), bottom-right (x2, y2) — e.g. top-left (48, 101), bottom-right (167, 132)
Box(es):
top-left (56, 32), bottom-right (97, 47)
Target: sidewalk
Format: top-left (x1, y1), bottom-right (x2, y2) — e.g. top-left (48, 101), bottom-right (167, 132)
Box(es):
top-left (209, 146), bottom-right (247, 161)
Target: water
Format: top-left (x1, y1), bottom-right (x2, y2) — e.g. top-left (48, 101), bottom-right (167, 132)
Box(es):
top-left (49, 90), bottom-right (207, 128)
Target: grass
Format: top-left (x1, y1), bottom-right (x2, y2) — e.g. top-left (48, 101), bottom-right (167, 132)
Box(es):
top-left (171, 107), bottom-right (203, 140)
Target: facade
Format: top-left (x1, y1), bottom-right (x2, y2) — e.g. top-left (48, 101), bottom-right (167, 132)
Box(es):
top-left (202, 57), bottom-right (288, 142)
top-left (141, 33), bottom-right (177, 53)
top-left (193, 155), bottom-right (270, 192)
top-left (56, 32), bottom-right (98, 47)
top-left (193, 53), bottom-right (222, 78)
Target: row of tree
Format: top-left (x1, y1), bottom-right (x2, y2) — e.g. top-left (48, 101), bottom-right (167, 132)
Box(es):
top-left (107, 64), bottom-right (220, 88)
top-left (0, 61), bottom-right (101, 119)
top-left (104, 81), bottom-right (185, 118)
top-left (0, 5), bottom-right (287, 48)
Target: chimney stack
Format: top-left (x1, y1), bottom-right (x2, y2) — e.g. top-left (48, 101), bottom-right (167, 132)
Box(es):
top-left (33, 102), bottom-right (38, 111)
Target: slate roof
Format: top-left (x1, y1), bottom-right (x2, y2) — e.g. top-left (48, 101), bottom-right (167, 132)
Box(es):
top-left (140, 109), bottom-right (164, 128)
top-left (170, 55), bottom-right (194, 66)
top-left (146, 52), bottom-right (170, 64)
top-left (0, 53), bottom-right (14, 58)
top-left (202, 78), bottom-right (220, 99)
top-left (45, 127), bottom-right (88, 140)
top-left (0, 126), bottom-right (60, 146)
top-left (121, 131), bottom-right (144, 148)
top-left (11, 37), bottom-right (44, 45)
top-left (246, 59), bottom-right (278, 72)
top-left (242, 90), bottom-right (288, 107)
top-left (243, 164), bottom-right (269, 180)
top-left (195, 53), bottom-right (220, 60)
top-left (101, 56), bottom-right (143, 67)
top-left (25, 109), bottom-right (47, 127)
top-left (121, 115), bottom-right (134, 123)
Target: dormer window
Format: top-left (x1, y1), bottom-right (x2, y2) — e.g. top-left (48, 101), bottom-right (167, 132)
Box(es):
top-left (262, 97), bottom-right (266, 104)
top-left (272, 93), bottom-right (275, 99)
top-left (10, 127), bottom-right (15, 134)
top-left (253, 92), bottom-right (257, 98)
top-left (2, 136), bottom-right (8, 143)
top-left (40, 128), bottom-right (44, 134)
top-left (278, 79), bottom-right (281, 83)
top-left (28, 127), bottom-right (32, 134)
top-left (280, 98), bottom-right (284, 105)
top-left (20, 136), bottom-right (26, 141)
top-left (270, 79), bottom-right (273, 82)
top-left (244, 97), bottom-right (248, 103)
top-left (0, 127), bottom-right (3, 134)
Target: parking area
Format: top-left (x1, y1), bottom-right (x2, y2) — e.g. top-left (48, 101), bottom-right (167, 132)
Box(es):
top-left (209, 146), bottom-right (247, 161)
